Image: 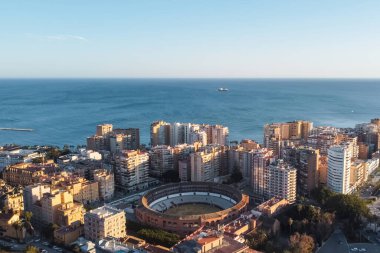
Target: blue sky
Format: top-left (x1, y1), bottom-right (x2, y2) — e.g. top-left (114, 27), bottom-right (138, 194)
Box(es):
top-left (1, 0), bottom-right (379, 78)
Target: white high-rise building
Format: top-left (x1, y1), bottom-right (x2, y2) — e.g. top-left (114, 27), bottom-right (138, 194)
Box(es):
top-left (170, 123), bottom-right (192, 146)
top-left (327, 144), bottom-right (352, 194)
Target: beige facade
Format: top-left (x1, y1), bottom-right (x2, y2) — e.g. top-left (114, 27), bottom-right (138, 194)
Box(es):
top-left (109, 128), bottom-right (140, 152)
top-left (358, 142), bottom-right (369, 159)
top-left (114, 150), bottom-right (149, 191)
top-left (240, 139), bottom-right (260, 150)
top-left (318, 155), bottom-right (328, 185)
top-left (251, 149), bottom-right (274, 198)
top-left (56, 202), bottom-right (85, 226)
top-left (87, 135), bottom-right (109, 152)
top-left (34, 189), bottom-right (84, 227)
top-left (190, 145), bottom-right (227, 182)
top-left (264, 160), bottom-right (297, 203)
top-left (48, 174), bottom-right (100, 204)
top-left (264, 120), bottom-right (313, 157)
top-left (0, 182), bottom-right (24, 214)
top-left (256, 197), bottom-right (289, 216)
top-left (282, 146), bottom-right (320, 195)
top-left (3, 162), bottom-right (57, 186)
top-left (150, 121), bottom-right (229, 148)
top-left (84, 205), bottom-right (126, 242)
top-left (66, 180), bottom-right (99, 204)
top-left (88, 124), bottom-right (140, 152)
top-left (93, 169), bottom-right (114, 201)
top-left (179, 158), bottom-right (191, 182)
top-left (150, 121), bottom-right (171, 147)
top-left (23, 184), bottom-right (51, 213)
top-left (228, 147), bottom-right (274, 198)
top-left (54, 221), bottom-right (83, 246)
top-left (96, 124), bottom-right (113, 136)
top-left (149, 145), bottom-right (174, 177)
top-left (0, 211), bottom-right (24, 240)
top-left (204, 124), bottom-right (229, 146)
top-left (3, 191), bottom-right (24, 214)
top-left (350, 160), bottom-right (367, 190)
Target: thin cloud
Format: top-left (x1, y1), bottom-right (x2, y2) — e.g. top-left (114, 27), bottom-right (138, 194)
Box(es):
top-left (46, 34), bottom-right (87, 41)
top-left (25, 33), bottom-right (88, 42)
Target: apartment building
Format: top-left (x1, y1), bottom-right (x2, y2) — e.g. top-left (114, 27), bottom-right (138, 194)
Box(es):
top-left (84, 205), bottom-right (126, 242)
top-left (33, 189), bottom-right (84, 227)
top-left (150, 121), bottom-right (229, 147)
top-left (114, 150), bottom-right (149, 192)
top-left (251, 149), bottom-right (275, 199)
top-left (2, 162), bottom-right (59, 186)
top-left (327, 144), bottom-right (352, 194)
top-left (264, 160), bottom-right (297, 203)
top-left (0, 181), bottom-right (24, 214)
top-left (47, 174), bottom-right (100, 204)
top-left (282, 146), bottom-right (320, 196)
top-left (93, 169), bottom-right (115, 201)
top-left (190, 145), bottom-right (227, 182)
top-left (150, 121), bottom-right (171, 146)
top-left (23, 184), bottom-right (51, 212)
top-left (0, 211), bottom-right (23, 240)
top-left (87, 124), bottom-right (140, 152)
top-left (149, 145), bottom-right (175, 177)
top-left (263, 120), bottom-right (313, 157)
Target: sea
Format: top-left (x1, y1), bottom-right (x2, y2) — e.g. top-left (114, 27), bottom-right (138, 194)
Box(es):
top-left (0, 79), bottom-right (379, 147)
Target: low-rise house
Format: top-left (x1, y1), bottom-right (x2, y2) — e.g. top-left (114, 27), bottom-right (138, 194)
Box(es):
top-left (0, 211), bottom-right (25, 240)
top-left (54, 221), bottom-right (84, 246)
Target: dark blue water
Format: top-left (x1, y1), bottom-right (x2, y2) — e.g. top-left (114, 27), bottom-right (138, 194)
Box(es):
top-left (0, 79), bottom-right (379, 146)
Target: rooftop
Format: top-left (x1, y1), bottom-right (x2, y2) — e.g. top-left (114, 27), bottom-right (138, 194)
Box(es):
top-left (87, 205), bottom-right (122, 218)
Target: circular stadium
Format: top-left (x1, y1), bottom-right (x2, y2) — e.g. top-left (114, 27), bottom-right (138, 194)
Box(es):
top-left (135, 182), bottom-right (249, 235)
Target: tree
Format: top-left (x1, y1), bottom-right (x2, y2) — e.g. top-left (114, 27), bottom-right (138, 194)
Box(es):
top-left (288, 218), bottom-right (293, 234)
top-left (325, 194), bottom-right (370, 222)
top-left (45, 147), bottom-right (70, 162)
top-left (24, 211), bottom-right (33, 222)
top-left (304, 205), bottom-right (319, 222)
top-left (311, 186), bottom-right (334, 205)
top-left (289, 233), bottom-right (315, 253)
top-left (25, 246), bottom-right (39, 253)
top-left (12, 220), bottom-right (23, 242)
top-left (42, 223), bottom-right (59, 241)
top-left (31, 157), bottom-right (43, 163)
top-left (161, 170), bottom-right (180, 183)
top-left (230, 167), bottom-right (243, 183)
top-left (70, 244), bottom-right (81, 253)
top-left (23, 211), bottom-right (35, 236)
top-left (137, 228), bottom-right (180, 247)
top-left (247, 229), bottom-right (268, 250)
top-left (297, 204), bottom-right (303, 218)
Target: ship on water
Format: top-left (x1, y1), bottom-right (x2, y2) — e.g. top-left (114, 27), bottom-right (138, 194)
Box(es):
top-left (218, 88), bottom-right (229, 92)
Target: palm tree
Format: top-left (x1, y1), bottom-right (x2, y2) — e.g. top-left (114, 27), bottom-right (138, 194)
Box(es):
top-left (24, 211), bottom-right (33, 222)
top-left (297, 204), bottom-right (303, 218)
top-left (288, 218), bottom-right (293, 234)
top-left (11, 221), bottom-right (22, 242)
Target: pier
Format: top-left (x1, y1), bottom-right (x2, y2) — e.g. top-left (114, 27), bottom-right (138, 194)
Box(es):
top-left (0, 128), bottom-right (33, 132)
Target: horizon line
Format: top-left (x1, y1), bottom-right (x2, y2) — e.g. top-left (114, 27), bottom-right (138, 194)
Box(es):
top-left (1, 77), bottom-right (380, 80)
